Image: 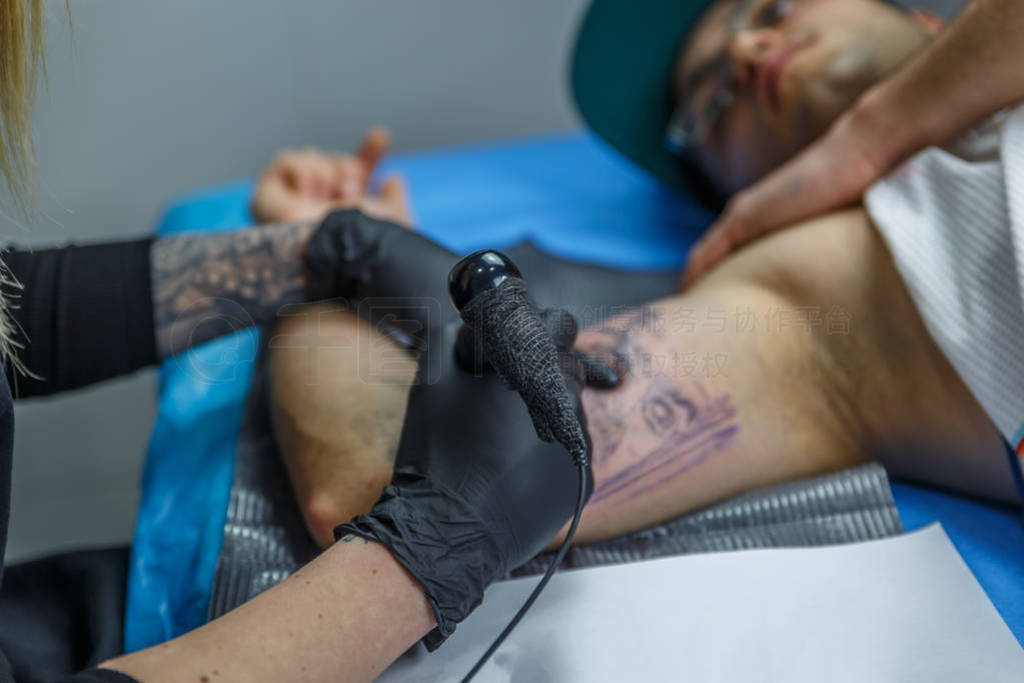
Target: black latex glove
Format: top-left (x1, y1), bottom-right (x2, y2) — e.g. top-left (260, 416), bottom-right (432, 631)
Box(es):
top-left (334, 308), bottom-right (611, 649)
top-left (304, 208), bottom-right (458, 349)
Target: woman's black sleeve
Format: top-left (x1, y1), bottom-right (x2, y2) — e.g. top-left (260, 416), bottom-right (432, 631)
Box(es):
top-left (2, 239), bottom-right (157, 399)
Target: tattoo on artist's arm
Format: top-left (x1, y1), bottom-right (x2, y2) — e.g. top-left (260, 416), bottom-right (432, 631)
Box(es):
top-left (151, 221), bottom-right (316, 358)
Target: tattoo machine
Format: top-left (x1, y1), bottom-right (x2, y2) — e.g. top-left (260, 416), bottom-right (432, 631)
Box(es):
top-left (447, 250), bottom-right (592, 681)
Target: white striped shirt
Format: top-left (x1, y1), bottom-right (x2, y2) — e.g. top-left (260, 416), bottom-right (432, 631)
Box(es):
top-left (865, 103), bottom-right (1024, 477)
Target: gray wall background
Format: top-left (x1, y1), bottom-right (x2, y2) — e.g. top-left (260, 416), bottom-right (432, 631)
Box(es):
top-left (8, 0), bottom-right (589, 562)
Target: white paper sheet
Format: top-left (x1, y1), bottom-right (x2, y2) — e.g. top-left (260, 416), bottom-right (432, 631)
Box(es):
top-left (377, 524), bottom-right (1022, 682)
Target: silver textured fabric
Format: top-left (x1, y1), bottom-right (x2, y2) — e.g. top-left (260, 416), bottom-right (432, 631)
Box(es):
top-left (206, 359), bottom-right (320, 620)
top-left (866, 103), bottom-right (1024, 457)
top-left (513, 462), bottom-right (901, 576)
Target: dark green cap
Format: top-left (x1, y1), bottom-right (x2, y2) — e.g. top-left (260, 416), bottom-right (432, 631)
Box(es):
top-left (570, 0), bottom-right (717, 203)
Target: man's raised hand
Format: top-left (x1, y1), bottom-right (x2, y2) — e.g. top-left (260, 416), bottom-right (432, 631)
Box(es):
top-left (252, 126), bottom-right (410, 225)
top-left (680, 92), bottom-right (903, 289)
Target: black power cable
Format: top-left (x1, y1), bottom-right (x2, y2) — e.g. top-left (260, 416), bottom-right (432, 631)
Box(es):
top-left (461, 464), bottom-right (589, 682)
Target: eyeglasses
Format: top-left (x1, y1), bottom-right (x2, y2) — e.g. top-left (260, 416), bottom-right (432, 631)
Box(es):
top-left (665, 58), bottom-right (737, 157)
top-left (666, 0), bottom-right (795, 158)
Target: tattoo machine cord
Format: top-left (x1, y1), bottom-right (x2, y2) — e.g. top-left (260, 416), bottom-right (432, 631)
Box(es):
top-left (461, 466), bottom-right (587, 683)
top-left (448, 251), bottom-right (593, 681)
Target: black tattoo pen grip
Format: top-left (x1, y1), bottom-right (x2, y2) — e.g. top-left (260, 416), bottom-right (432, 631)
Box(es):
top-left (448, 250), bottom-right (592, 466)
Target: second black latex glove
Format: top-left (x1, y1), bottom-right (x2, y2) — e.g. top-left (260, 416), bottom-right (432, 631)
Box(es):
top-left (304, 208), bottom-right (458, 348)
top-left (334, 310), bottom-right (610, 649)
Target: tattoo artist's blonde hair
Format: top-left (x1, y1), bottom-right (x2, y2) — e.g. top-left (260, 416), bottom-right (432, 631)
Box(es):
top-left (1, 0), bottom-right (46, 206)
top-left (0, 0), bottom-right (50, 378)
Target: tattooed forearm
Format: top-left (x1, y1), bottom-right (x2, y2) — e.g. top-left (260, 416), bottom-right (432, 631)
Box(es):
top-left (151, 221), bottom-right (316, 358)
top-left (579, 306), bottom-right (739, 506)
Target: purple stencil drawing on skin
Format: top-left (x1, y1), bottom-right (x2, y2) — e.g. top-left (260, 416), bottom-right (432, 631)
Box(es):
top-left (577, 306), bottom-right (739, 505)
top-left (589, 376), bottom-right (738, 504)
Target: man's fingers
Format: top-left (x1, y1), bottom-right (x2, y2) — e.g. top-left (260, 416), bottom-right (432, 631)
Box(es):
top-left (680, 238), bottom-right (719, 289)
top-left (357, 126), bottom-right (391, 180)
top-left (334, 157), bottom-right (364, 200)
top-left (378, 174), bottom-right (412, 225)
top-left (379, 173), bottom-right (406, 200)
top-left (680, 170), bottom-right (813, 290)
top-left (274, 154), bottom-right (307, 193)
top-left (680, 208), bottom-right (744, 289)
top-left (289, 148), bottom-right (336, 198)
